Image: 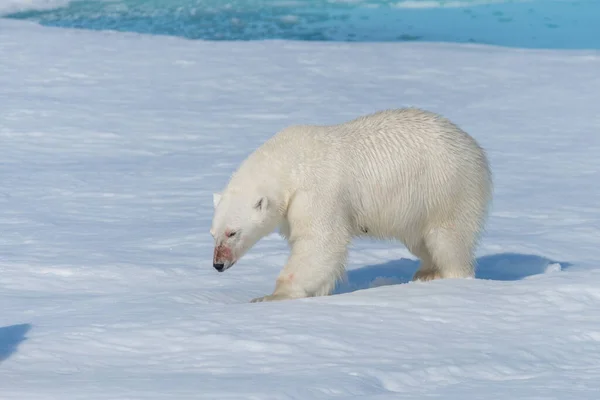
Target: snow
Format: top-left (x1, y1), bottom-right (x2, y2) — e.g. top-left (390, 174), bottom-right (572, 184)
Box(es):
top-left (2, 18), bottom-right (600, 399)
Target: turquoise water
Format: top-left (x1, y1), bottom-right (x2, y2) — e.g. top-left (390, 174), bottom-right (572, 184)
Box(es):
top-left (3, 0), bottom-right (599, 48)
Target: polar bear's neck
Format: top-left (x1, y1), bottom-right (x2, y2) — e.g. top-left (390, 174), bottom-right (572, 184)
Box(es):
top-left (227, 126), bottom-right (322, 213)
top-left (226, 145), bottom-right (295, 212)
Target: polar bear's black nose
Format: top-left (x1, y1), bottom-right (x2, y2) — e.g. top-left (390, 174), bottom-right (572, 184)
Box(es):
top-left (213, 263), bottom-right (225, 272)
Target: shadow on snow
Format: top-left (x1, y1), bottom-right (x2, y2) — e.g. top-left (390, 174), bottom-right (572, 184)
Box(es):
top-left (0, 323), bottom-right (32, 363)
top-left (334, 252), bottom-right (572, 295)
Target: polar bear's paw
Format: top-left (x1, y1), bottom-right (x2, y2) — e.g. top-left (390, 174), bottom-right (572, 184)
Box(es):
top-left (412, 269), bottom-right (442, 282)
top-left (250, 293), bottom-right (294, 303)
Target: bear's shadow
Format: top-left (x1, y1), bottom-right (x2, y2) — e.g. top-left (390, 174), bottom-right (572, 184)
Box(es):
top-left (0, 323), bottom-right (31, 363)
top-left (334, 252), bottom-right (572, 295)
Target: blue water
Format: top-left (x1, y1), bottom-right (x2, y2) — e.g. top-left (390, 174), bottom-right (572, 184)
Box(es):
top-left (3, 0), bottom-right (599, 49)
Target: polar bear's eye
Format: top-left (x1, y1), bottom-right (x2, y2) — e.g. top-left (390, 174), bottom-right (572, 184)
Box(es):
top-left (226, 230), bottom-right (237, 238)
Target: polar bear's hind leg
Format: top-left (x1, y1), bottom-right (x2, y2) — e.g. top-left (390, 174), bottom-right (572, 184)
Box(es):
top-left (410, 240), bottom-right (443, 282)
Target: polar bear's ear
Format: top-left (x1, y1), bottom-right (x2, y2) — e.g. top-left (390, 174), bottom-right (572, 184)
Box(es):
top-left (212, 192), bottom-right (222, 209)
top-left (254, 196), bottom-right (268, 211)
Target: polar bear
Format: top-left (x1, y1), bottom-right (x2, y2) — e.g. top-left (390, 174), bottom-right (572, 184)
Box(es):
top-left (210, 108), bottom-right (492, 303)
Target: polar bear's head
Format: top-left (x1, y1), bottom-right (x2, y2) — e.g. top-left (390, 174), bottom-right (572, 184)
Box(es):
top-left (210, 189), bottom-right (282, 272)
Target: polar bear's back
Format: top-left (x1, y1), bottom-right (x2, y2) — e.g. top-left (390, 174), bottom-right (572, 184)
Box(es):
top-left (339, 108), bottom-right (488, 174)
top-left (323, 108), bottom-right (492, 241)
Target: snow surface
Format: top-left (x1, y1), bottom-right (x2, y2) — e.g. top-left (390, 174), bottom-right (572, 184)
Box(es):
top-left (2, 18), bottom-right (600, 399)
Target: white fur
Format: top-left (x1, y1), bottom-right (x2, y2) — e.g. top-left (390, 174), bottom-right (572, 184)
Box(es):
top-left (210, 108), bottom-right (493, 302)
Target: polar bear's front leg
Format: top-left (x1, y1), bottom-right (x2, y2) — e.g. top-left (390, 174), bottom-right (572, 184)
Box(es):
top-left (250, 232), bottom-right (350, 303)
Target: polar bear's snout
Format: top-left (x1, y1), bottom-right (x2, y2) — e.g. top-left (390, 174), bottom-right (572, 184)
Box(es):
top-left (213, 263), bottom-right (225, 272)
top-left (213, 244), bottom-right (235, 272)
